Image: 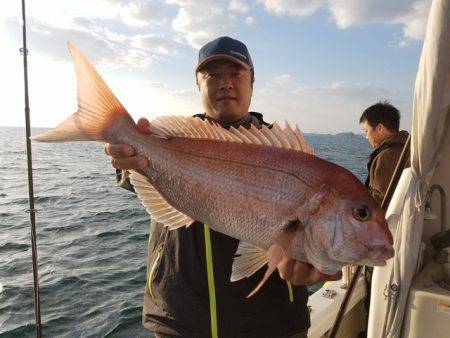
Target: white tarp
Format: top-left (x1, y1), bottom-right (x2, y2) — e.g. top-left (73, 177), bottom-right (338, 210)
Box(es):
top-left (368, 0), bottom-right (450, 337)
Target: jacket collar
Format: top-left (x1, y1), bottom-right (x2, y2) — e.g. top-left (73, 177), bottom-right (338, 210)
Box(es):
top-left (377, 130), bottom-right (409, 149)
top-left (193, 111), bottom-right (268, 129)
top-left (365, 130), bottom-right (409, 188)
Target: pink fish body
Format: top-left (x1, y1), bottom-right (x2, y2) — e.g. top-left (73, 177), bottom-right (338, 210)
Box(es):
top-left (34, 43), bottom-right (393, 295)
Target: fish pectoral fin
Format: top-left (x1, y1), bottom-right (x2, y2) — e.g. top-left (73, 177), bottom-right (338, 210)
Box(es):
top-left (246, 244), bottom-right (287, 298)
top-left (231, 242), bottom-right (289, 298)
top-left (129, 170), bottom-right (194, 230)
top-left (231, 242), bottom-right (269, 282)
top-left (246, 220), bottom-right (300, 298)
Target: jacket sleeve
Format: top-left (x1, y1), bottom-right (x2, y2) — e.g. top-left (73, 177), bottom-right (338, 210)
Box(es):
top-left (369, 148), bottom-right (401, 205)
top-left (116, 169), bottom-right (136, 193)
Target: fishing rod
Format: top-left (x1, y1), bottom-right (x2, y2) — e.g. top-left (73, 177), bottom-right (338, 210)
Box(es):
top-left (328, 134), bottom-right (411, 338)
top-left (20, 0), bottom-right (42, 337)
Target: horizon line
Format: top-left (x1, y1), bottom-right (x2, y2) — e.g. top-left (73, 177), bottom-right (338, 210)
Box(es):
top-left (0, 125), bottom-right (366, 136)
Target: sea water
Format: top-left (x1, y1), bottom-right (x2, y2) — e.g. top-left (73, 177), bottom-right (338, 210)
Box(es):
top-left (0, 127), bottom-right (371, 337)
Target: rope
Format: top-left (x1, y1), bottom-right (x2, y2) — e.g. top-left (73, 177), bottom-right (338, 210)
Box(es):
top-left (286, 281), bottom-right (294, 303)
top-left (204, 224), bottom-right (218, 338)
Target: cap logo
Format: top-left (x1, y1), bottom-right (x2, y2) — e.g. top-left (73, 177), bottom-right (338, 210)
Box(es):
top-left (230, 50), bottom-right (247, 60)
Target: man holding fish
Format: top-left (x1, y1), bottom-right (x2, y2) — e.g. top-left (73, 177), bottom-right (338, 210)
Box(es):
top-left (34, 37), bottom-right (393, 337)
top-left (106, 37), bottom-right (336, 338)
top-left (105, 36), bottom-right (353, 337)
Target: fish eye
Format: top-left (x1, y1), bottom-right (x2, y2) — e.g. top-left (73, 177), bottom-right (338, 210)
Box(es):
top-left (352, 205), bottom-right (371, 222)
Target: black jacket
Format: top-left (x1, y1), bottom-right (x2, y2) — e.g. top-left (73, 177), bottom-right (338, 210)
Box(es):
top-left (117, 112), bottom-right (310, 337)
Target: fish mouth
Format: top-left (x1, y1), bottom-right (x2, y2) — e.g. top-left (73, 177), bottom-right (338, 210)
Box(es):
top-left (360, 244), bottom-right (394, 266)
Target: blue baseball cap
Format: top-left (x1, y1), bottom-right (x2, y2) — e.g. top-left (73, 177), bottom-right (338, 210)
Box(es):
top-left (196, 36), bottom-right (253, 73)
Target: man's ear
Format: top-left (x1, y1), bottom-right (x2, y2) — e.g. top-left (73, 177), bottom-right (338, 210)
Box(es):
top-left (195, 73), bottom-right (200, 90)
top-left (378, 123), bottom-right (392, 138)
top-left (380, 123), bottom-right (391, 135)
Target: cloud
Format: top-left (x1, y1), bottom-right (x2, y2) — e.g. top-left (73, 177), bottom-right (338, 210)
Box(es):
top-left (0, 0), bottom-right (181, 70)
top-left (135, 81), bottom-right (201, 117)
top-left (259, 0), bottom-right (326, 17)
top-left (0, 2), bottom-right (18, 20)
top-left (132, 33), bottom-right (180, 55)
top-left (103, 0), bottom-right (168, 26)
top-left (328, 0), bottom-right (432, 41)
top-left (251, 76), bottom-right (402, 133)
top-left (397, 0), bottom-right (431, 42)
top-left (167, 0), bottom-right (238, 48)
top-left (20, 0), bottom-right (118, 28)
top-left (273, 74), bottom-right (292, 84)
top-left (245, 16), bottom-right (255, 26)
top-left (1, 15), bottom-right (180, 69)
top-left (329, 0), bottom-right (412, 28)
top-left (295, 81), bottom-right (391, 99)
top-left (229, 0), bottom-right (250, 13)
top-left (167, 0), bottom-right (261, 48)
top-left (256, 0), bottom-right (431, 42)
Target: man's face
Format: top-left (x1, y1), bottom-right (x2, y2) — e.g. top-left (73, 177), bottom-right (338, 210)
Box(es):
top-left (362, 121), bottom-right (385, 148)
top-left (196, 60), bottom-right (253, 123)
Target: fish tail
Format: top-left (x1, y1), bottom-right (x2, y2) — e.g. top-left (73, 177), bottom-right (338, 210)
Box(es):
top-left (32, 42), bottom-right (135, 143)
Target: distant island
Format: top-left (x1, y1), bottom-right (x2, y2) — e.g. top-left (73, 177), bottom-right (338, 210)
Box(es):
top-left (335, 132), bottom-right (365, 138)
top-left (304, 131), bottom-right (365, 138)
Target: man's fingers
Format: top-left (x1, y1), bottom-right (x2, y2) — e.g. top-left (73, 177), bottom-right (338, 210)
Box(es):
top-left (110, 156), bottom-right (148, 170)
top-left (306, 268), bottom-right (327, 285)
top-left (104, 143), bottom-right (135, 157)
top-left (136, 117), bottom-right (151, 133)
top-left (103, 119), bottom-right (150, 170)
top-left (276, 259), bottom-right (345, 286)
top-left (301, 268), bottom-right (342, 285)
top-left (290, 262), bottom-right (313, 285)
top-left (324, 271), bottom-right (342, 281)
top-left (277, 258), bottom-right (344, 286)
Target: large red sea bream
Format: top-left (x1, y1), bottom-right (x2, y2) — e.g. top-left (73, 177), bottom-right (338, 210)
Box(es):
top-left (33, 43), bottom-right (394, 295)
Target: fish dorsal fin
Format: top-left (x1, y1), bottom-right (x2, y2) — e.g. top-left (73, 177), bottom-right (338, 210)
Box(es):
top-left (149, 116), bottom-right (313, 153)
top-left (231, 242), bottom-right (269, 282)
top-left (129, 170), bottom-right (194, 230)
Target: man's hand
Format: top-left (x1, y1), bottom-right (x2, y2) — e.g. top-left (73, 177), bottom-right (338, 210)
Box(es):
top-left (104, 118), bottom-right (150, 170)
top-left (277, 258), bottom-right (342, 286)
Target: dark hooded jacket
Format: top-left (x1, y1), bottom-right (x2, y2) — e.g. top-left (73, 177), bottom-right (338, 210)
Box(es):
top-left (117, 112), bottom-right (310, 338)
top-left (365, 130), bottom-right (409, 204)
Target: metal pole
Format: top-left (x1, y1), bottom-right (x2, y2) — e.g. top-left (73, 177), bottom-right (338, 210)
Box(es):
top-left (328, 135), bottom-right (411, 338)
top-left (20, 0), bottom-right (42, 337)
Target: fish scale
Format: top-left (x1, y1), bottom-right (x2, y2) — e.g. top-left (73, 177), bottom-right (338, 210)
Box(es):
top-left (136, 137), bottom-right (308, 248)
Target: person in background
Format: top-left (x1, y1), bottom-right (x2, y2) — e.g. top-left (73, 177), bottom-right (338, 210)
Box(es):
top-left (105, 36), bottom-right (340, 338)
top-left (360, 101), bottom-right (409, 205)
top-left (359, 101), bottom-right (409, 335)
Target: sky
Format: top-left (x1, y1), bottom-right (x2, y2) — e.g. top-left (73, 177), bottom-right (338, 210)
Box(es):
top-left (0, 0), bottom-right (431, 133)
